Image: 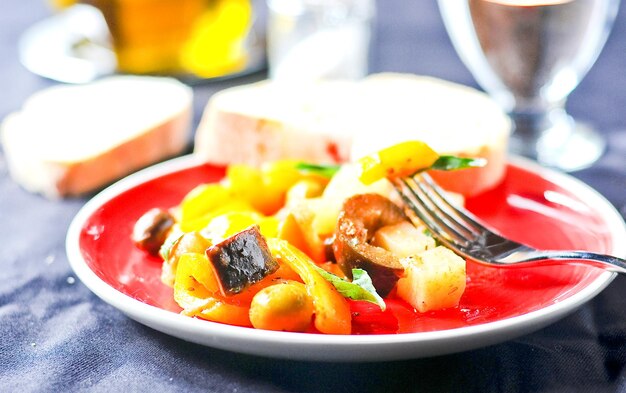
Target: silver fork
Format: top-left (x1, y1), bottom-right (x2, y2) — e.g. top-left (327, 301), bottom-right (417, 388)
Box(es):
top-left (391, 173), bottom-right (626, 274)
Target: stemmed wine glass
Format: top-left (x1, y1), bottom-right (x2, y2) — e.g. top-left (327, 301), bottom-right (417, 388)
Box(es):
top-left (437, 0), bottom-right (619, 171)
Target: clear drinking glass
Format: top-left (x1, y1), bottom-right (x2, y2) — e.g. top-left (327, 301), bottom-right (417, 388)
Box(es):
top-left (266, 0), bottom-right (375, 82)
top-left (437, 0), bottom-right (619, 171)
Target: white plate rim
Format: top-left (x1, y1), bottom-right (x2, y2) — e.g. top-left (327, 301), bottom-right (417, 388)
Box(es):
top-left (66, 154), bottom-right (626, 361)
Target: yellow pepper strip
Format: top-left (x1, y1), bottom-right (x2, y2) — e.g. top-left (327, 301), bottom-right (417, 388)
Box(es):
top-left (180, 183), bottom-right (233, 228)
top-left (226, 161), bottom-right (309, 215)
top-left (266, 238), bottom-right (351, 335)
top-left (225, 164), bottom-right (264, 199)
top-left (264, 160), bottom-right (305, 215)
top-left (277, 212), bottom-right (325, 263)
top-left (182, 252), bottom-right (220, 293)
top-left (358, 140), bottom-right (440, 184)
top-left (174, 253), bottom-right (251, 326)
top-left (161, 231), bottom-right (211, 288)
top-left (261, 160), bottom-right (303, 197)
top-left (181, 200), bottom-right (255, 232)
top-left (258, 216), bottom-right (280, 239)
top-left (277, 213), bottom-right (310, 257)
top-left (203, 211), bottom-right (264, 241)
top-left (282, 200), bottom-right (327, 263)
top-left (189, 298), bottom-right (252, 327)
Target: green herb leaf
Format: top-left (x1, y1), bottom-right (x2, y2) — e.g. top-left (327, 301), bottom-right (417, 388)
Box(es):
top-left (311, 265), bottom-right (386, 311)
top-left (295, 162), bottom-right (341, 178)
top-left (430, 156), bottom-right (487, 171)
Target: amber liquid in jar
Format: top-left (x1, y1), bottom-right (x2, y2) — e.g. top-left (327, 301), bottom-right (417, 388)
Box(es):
top-left (65, 0), bottom-right (252, 77)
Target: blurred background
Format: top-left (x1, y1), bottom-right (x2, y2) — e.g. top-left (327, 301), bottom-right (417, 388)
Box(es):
top-left (2, 2), bottom-right (626, 392)
top-left (2, 0), bottom-right (625, 203)
top-left (3, 0), bottom-right (626, 141)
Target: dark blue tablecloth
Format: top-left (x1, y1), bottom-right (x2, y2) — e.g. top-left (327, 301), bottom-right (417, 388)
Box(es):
top-left (2, 1), bottom-right (626, 392)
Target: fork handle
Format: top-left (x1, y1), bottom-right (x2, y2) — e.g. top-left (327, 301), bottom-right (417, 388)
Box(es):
top-left (500, 250), bottom-right (626, 274)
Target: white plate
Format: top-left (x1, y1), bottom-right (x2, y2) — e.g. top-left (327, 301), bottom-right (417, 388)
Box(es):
top-left (66, 155), bottom-right (625, 361)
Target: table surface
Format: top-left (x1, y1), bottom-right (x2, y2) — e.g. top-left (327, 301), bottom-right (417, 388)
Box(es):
top-left (2, 1), bottom-right (626, 392)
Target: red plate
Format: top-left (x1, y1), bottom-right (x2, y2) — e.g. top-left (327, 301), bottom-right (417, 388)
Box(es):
top-left (66, 156), bottom-right (625, 360)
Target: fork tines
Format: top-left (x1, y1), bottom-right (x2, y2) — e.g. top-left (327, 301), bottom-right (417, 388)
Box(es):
top-left (392, 173), bottom-right (486, 248)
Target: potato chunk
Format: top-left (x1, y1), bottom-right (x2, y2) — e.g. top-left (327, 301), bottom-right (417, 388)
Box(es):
top-left (372, 221), bottom-right (435, 258)
top-left (397, 246), bottom-right (466, 312)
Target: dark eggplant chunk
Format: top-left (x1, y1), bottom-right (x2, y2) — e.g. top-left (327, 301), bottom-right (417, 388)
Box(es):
top-left (206, 225), bottom-right (279, 296)
top-left (132, 208), bottom-right (175, 256)
top-left (333, 193), bottom-right (408, 296)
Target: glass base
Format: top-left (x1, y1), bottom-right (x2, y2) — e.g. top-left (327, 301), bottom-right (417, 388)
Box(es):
top-left (508, 110), bottom-right (606, 172)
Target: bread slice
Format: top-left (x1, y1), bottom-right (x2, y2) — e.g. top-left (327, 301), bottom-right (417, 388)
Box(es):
top-left (193, 73), bottom-right (511, 196)
top-left (194, 80), bottom-right (356, 166)
top-left (1, 76), bottom-right (193, 197)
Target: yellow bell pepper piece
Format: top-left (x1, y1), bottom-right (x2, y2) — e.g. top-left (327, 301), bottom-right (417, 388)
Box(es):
top-left (174, 252), bottom-right (251, 327)
top-left (267, 238), bottom-right (351, 335)
top-left (257, 162), bottom-right (303, 215)
top-left (181, 200), bottom-right (255, 232)
top-left (225, 164), bottom-right (264, 197)
top-left (190, 297), bottom-right (252, 327)
top-left (277, 208), bottom-right (326, 263)
top-left (261, 160), bottom-right (303, 196)
top-left (175, 252), bottom-right (221, 294)
top-left (202, 211), bottom-right (278, 242)
top-left (358, 140), bottom-right (440, 184)
top-left (180, 183), bottom-right (233, 226)
top-left (277, 213), bottom-right (310, 258)
top-left (226, 161), bottom-right (305, 215)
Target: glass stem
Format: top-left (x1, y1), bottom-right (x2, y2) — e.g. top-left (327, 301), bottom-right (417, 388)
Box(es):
top-left (508, 109), bottom-right (555, 161)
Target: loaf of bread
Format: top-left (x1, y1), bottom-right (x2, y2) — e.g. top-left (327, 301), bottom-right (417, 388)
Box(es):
top-left (1, 76), bottom-right (193, 198)
top-left (194, 80), bottom-right (357, 166)
top-left (193, 73), bottom-right (510, 196)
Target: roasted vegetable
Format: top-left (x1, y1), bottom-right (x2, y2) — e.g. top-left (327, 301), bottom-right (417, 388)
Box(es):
top-left (131, 140), bottom-right (478, 334)
top-left (249, 281), bottom-right (314, 332)
top-left (206, 225), bottom-right (279, 296)
top-left (161, 231), bottom-right (211, 287)
top-left (357, 140), bottom-right (486, 185)
top-left (396, 246), bottom-right (466, 312)
top-left (311, 266), bottom-right (386, 311)
top-left (180, 183), bottom-right (235, 231)
top-left (358, 140), bottom-right (439, 184)
top-left (267, 238), bottom-right (351, 335)
top-left (371, 221), bottom-right (435, 258)
top-left (332, 193), bottom-right (408, 296)
top-left (174, 253), bottom-right (251, 327)
top-left (132, 208), bottom-right (175, 255)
